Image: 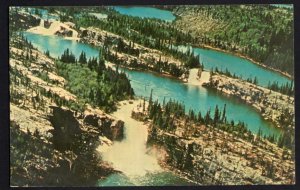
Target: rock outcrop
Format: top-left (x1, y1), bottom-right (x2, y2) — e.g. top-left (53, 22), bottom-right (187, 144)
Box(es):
top-left (49, 106), bottom-right (81, 150)
top-left (9, 9), bottom-right (40, 30)
top-left (147, 124), bottom-right (295, 185)
top-left (84, 114), bottom-right (124, 141)
top-left (79, 27), bottom-right (189, 81)
top-left (203, 73), bottom-right (294, 129)
top-left (9, 37), bottom-right (124, 186)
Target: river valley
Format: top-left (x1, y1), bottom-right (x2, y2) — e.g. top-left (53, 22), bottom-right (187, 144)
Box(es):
top-left (11, 6), bottom-right (295, 186)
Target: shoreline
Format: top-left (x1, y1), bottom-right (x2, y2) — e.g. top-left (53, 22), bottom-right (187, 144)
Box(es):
top-left (194, 43), bottom-right (293, 80)
top-left (27, 20), bottom-right (80, 41)
top-left (169, 7), bottom-right (293, 80)
top-left (107, 61), bottom-right (188, 83)
top-left (26, 21), bottom-right (292, 81)
top-left (204, 73), bottom-right (294, 131)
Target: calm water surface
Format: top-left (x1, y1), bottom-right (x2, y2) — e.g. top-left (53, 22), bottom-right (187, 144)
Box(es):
top-left (97, 172), bottom-right (196, 186)
top-left (177, 46), bottom-right (291, 87)
top-left (113, 6), bottom-right (176, 21)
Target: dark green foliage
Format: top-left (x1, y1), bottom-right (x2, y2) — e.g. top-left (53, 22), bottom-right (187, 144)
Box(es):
top-left (78, 51), bottom-right (87, 64)
top-left (60, 49), bottom-right (76, 63)
top-left (172, 5), bottom-right (294, 75)
top-left (116, 38), bottom-right (140, 57)
top-left (267, 80), bottom-right (294, 96)
top-left (146, 97), bottom-right (291, 149)
top-left (45, 50), bottom-right (50, 57)
top-left (101, 40), bottom-right (188, 78)
top-left (213, 105), bottom-right (220, 125)
top-left (277, 129), bottom-right (294, 150)
top-left (221, 104), bottom-right (227, 123)
top-left (10, 121), bottom-right (59, 186)
top-left (12, 34), bottom-right (35, 50)
top-left (75, 10), bottom-right (202, 70)
top-left (75, 9), bottom-right (193, 48)
top-left (213, 66), bottom-right (259, 86)
top-left (56, 50), bottom-right (134, 112)
top-left (213, 66), bottom-right (294, 97)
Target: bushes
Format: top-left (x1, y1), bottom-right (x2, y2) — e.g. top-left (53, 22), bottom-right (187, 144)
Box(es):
top-left (56, 52), bottom-right (134, 112)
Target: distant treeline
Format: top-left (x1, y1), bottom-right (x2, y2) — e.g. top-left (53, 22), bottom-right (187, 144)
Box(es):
top-left (75, 10), bottom-right (202, 69)
top-left (212, 67), bottom-right (294, 96)
top-left (172, 5), bottom-right (294, 76)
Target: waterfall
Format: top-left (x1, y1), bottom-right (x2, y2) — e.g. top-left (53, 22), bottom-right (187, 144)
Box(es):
top-left (97, 101), bottom-right (162, 177)
top-left (72, 30), bottom-right (78, 38)
top-left (39, 19), bottom-right (44, 27)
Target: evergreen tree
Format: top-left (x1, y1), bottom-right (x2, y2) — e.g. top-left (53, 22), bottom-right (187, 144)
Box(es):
top-left (204, 108), bottom-right (211, 125)
top-left (213, 105), bottom-right (220, 125)
top-left (221, 104), bottom-right (227, 123)
top-left (79, 51), bottom-right (87, 64)
top-left (148, 89), bottom-right (153, 111)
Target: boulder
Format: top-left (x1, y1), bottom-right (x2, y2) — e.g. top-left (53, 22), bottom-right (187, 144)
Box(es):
top-left (102, 119), bottom-right (124, 141)
top-left (49, 106), bottom-right (81, 150)
top-left (83, 114), bottom-right (99, 127)
top-left (83, 113), bottom-right (124, 141)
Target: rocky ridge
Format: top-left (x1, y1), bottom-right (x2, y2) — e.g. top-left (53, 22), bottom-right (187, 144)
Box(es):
top-left (203, 73), bottom-right (294, 129)
top-left (9, 37), bottom-right (124, 186)
top-left (79, 27), bottom-right (190, 81)
top-left (131, 106), bottom-right (295, 185)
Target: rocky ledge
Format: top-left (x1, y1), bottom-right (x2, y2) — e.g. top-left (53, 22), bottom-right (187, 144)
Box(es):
top-left (9, 38), bottom-right (124, 186)
top-left (79, 27), bottom-right (189, 81)
top-left (132, 107), bottom-right (295, 185)
top-left (11, 104), bottom-right (125, 186)
top-left (203, 73), bottom-right (294, 129)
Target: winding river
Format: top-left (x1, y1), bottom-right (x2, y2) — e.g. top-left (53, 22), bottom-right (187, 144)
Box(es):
top-left (22, 32), bottom-right (285, 137)
top-left (20, 6), bottom-right (292, 186)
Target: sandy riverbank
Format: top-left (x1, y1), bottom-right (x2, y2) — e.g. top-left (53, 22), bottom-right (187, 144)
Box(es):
top-left (27, 20), bottom-right (80, 41)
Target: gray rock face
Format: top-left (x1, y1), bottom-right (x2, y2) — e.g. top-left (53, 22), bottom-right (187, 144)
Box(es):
top-left (83, 114), bottom-right (99, 127)
top-left (9, 11), bottom-right (40, 30)
top-left (147, 125), bottom-right (294, 185)
top-left (83, 114), bottom-right (124, 141)
top-left (49, 106), bottom-right (81, 150)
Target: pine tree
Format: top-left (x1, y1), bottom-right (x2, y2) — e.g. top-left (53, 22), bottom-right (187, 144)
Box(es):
top-left (213, 105), bottom-right (220, 125)
top-left (221, 104), bottom-right (227, 123)
top-left (197, 111), bottom-right (203, 123)
top-left (205, 108), bottom-right (211, 125)
top-left (148, 89), bottom-right (153, 111)
top-left (79, 51), bottom-right (87, 64)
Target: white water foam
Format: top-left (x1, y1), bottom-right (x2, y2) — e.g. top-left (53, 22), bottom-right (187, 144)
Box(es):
top-left (39, 19), bottom-right (45, 27)
top-left (97, 101), bottom-right (162, 177)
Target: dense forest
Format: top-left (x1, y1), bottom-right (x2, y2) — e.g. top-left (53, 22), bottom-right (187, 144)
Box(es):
top-left (50, 7), bottom-right (200, 69)
top-left (172, 5), bottom-right (294, 76)
top-left (9, 6), bottom-right (295, 186)
top-left (57, 49), bottom-right (134, 112)
top-left (100, 38), bottom-right (203, 78)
